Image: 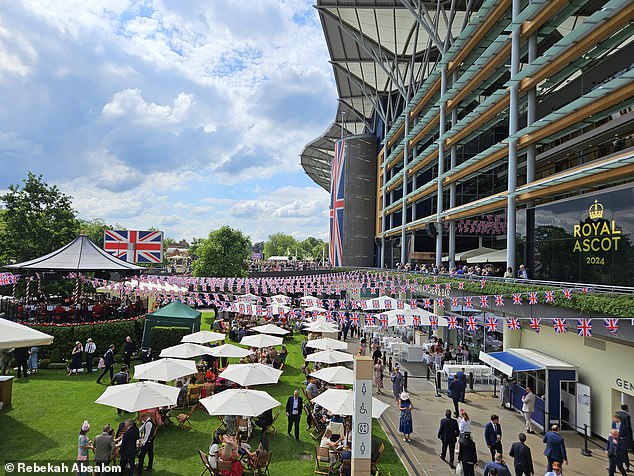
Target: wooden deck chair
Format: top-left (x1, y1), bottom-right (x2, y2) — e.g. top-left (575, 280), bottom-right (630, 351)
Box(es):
top-left (176, 404), bottom-right (197, 430)
top-left (301, 387), bottom-right (310, 402)
top-left (309, 415), bottom-right (326, 441)
top-left (371, 443), bottom-right (385, 475)
top-left (262, 410), bottom-right (280, 436)
top-left (237, 416), bottom-right (251, 441)
top-left (252, 450), bottom-right (272, 476)
top-left (215, 415), bottom-right (227, 434)
top-left (198, 449), bottom-right (217, 476)
top-left (187, 385), bottom-right (202, 407)
top-left (314, 446), bottom-right (331, 475)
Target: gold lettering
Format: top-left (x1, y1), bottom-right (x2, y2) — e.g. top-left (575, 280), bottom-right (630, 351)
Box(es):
top-left (601, 237), bottom-right (612, 252)
top-left (581, 223), bottom-right (592, 236)
top-left (582, 239), bottom-right (590, 252)
top-left (573, 240), bottom-right (581, 252)
top-left (573, 224), bottom-right (581, 237)
top-left (613, 236), bottom-right (621, 251)
top-left (612, 220), bottom-right (621, 235)
top-left (600, 222), bottom-right (610, 234)
top-left (591, 238), bottom-right (600, 252)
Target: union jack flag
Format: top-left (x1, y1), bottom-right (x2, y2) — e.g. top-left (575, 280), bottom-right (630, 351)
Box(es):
top-left (325, 312), bottom-right (333, 322)
top-left (365, 315), bottom-right (375, 326)
top-left (396, 314), bottom-right (405, 326)
top-left (448, 316), bottom-right (459, 329)
top-left (436, 298), bottom-right (445, 308)
top-left (577, 318), bottom-right (592, 337)
top-left (350, 313), bottom-right (360, 326)
top-left (544, 290), bottom-right (555, 303)
top-left (562, 289), bottom-right (573, 300)
top-left (512, 293), bottom-right (522, 305)
top-left (423, 298), bottom-right (431, 309)
top-left (485, 317), bottom-right (498, 332)
top-left (458, 282), bottom-right (464, 290)
top-left (581, 287), bottom-right (590, 294)
top-left (553, 318), bottom-right (568, 334)
top-left (464, 296), bottom-right (473, 308)
top-left (329, 139), bottom-right (345, 266)
top-left (603, 318), bottom-right (618, 335)
top-left (445, 283), bottom-right (452, 290)
top-left (451, 297), bottom-right (459, 307)
top-left (479, 295), bottom-right (489, 308)
top-left (465, 316), bottom-right (478, 331)
top-left (529, 318), bottom-right (541, 333)
top-left (397, 300), bottom-right (405, 309)
top-left (410, 298), bottom-right (418, 308)
top-left (494, 295), bottom-right (504, 307)
top-left (104, 230), bottom-right (163, 263)
top-left (384, 300), bottom-right (393, 310)
top-left (480, 279), bottom-right (486, 290)
top-left (379, 315), bottom-right (388, 328)
top-left (528, 292), bottom-right (538, 305)
top-left (339, 313), bottom-right (346, 324)
top-left (412, 315), bottom-right (421, 326)
top-left (429, 315), bottom-right (438, 330)
top-left (506, 318), bottom-right (521, 330)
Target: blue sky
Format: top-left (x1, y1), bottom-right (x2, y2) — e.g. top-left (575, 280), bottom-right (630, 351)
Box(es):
top-left (0, 0), bottom-right (335, 242)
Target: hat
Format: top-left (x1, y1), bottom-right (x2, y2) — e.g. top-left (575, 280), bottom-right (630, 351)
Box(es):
top-left (81, 421), bottom-right (90, 432)
top-left (400, 392), bottom-right (409, 400)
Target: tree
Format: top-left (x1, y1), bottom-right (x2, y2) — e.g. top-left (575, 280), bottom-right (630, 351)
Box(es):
top-left (264, 233), bottom-right (297, 258)
top-left (0, 173), bottom-right (79, 264)
top-left (78, 218), bottom-right (112, 248)
top-left (192, 226), bottom-right (252, 277)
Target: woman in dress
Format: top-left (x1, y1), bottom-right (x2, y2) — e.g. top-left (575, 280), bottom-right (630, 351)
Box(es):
top-left (76, 421), bottom-right (92, 476)
top-left (28, 346), bottom-right (39, 374)
top-left (398, 391), bottom-right (413, 442)
top-left (374, 359), bottom-right (384, 395)
top-left (458, 409), bottom-right (472, 443)
top-left (68, 341), bottom-right (83, 376)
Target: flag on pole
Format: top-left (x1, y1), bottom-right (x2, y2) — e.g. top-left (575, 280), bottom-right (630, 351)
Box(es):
top-left (577, 318), bottom-right (592, 337)
top-left (553, 318), bottom-right (568, 334)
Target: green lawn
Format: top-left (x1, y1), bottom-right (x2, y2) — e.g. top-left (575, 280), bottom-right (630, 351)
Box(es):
top-left (1, 312), bottom-right (406, 475)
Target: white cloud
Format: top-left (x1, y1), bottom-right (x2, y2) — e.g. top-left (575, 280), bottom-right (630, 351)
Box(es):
top-left (102, 88), bottom-right (194, 126)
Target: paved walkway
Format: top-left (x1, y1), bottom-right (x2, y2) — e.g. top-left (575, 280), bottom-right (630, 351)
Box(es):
top-left (345, 336), bottom-right (613, 476)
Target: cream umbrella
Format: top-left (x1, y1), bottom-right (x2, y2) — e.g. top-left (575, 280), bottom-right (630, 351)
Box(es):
top-left (159, 342), bottom-right (214, 359)
top-left (133, 358), bottom-right (197, 381)
top-left (303, 322), bottom-right (339, 333)
top-left (199, 388), bottom-right (280, 417)
top-left (181, 330), bottom-right (226, 344)
top-left (207, 344), bottom-right (255, 358)
top-left (304, 306), bottom-right (327, 313)
top-left (236, 293), bottom-right (259, 302)
top-left (363, 296), bottom-right (411, 310)
top-left (309, 366), bottom-right (354, 385)
top-left (95, 381), bottom-right (180, 413)
top-left (219, 363), bottom-right (283, 387)
top-left (311, 388), bottom-right (389, 419)
top-left (305, 349), bottom-right (353, 364)
top-left (0, 318), bottom-right (54, 349)
top-left (239, 334), bottom-right (284, 348)
top-left (270, 294), bottom-right (291, 304)
top-left (378, 309), bottom-right (448, 327)
top-left (266, 305), bottom-right (292, 315)
top-left (306, 337), bottom-right (348, 351)
top-left (299, 296), bottom-right (321, 306)
top-left (251, 323), bottom-right (290, 336)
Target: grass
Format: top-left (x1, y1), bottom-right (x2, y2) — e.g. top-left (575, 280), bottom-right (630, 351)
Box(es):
top-left (1, 311), bottom-right (407, 475)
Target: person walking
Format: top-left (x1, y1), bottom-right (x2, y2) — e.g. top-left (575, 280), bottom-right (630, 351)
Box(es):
top-left (96, 344), bottom-right (116, 385)
top-left (449, 375), bottom-right (464, 418)
top-left (500, 376), bottom-right (510, 409)
top-left (543, 425), bottom-right (568, 472)
top-left (455, 367), bottom-right (467, 403)
top-left (484, 453), bottom-right (512, 476)
top-left (509, 432), bottom-right (534, 476)
top-left (374, 359), bottom-right (384, 395)
top-left (606, 428), bottom-right (628, 476)
top-left (285, 390), bottom-right (302, 441)
top-left (458, 409), bottom-right (472, 443)
top-left (390, 365), bottom-right (404, 404)
top-left (28, 346), bottom-right (39, 374)
top-left (13, 347), bottom-right (29, 378)
top-left (521, 387), bottom-right (536, 434)
top-left (399, 392), bottom-right (413, 442)
top-left (438, 409), bottom-right (459, 468)
top-left (85, 338), bottom-right (96, 374)
top-left (616, 405), bottom-right (633, 471)
top-left (68, 341), bottom-right (83, 376)
top-left (137, 414), bottom-right (155, 474)
top-left (484, 414), bottom-right (503, 461)
top-left (458, 433), bottom-right (478, 476)
top-left (123, 336), bottom-right (134, 368)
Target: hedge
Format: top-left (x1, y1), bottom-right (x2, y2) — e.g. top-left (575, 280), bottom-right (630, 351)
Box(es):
top-left (28, 318), bottom-right (145, 363)
top-left (151, 326), bottom-right (192, 352)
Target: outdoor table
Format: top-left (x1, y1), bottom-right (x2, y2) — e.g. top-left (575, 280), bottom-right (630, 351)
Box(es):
top-left (443, 364), bottom-right (491, 379)
top-left (0, 376), bottom-right (14, 406)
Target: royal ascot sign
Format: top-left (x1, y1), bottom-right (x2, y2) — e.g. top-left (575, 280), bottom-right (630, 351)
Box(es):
top-left (573, 200), bottom-right (621, 264)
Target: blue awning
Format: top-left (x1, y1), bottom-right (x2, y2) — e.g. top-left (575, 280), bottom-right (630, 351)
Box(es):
top-left (479, 351), bottom-right (543, 377)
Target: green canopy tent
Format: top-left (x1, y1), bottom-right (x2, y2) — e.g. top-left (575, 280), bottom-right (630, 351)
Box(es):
top-left (142, 301), bottom-right (201, 349)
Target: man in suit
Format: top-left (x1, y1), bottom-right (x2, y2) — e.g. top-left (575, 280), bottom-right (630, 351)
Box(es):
top-left (616, 405), bottom-right (633, 471)
top-left (449, 376), bottom-right (464, 418)
top-left (96, 344), bottom-right (115, 384)
top-left (437, 409), bottom-right (460, 468)
top-left (485, 414), bottom-right (503, 461)
top-left (119, 419), bottom-right (139, 476)
top-left (521, 387), bottom-right (536, 434)
top-left (85, 338), bottom-right (96, 374)
top-left (517, 265), bottom-right (529, 279)
top-left (543, 425), bottom-right (567, 472)
top-left (606, 428), bottom-right (628, 476)
top-left (93, 424), bottom-right (115, 469)
top-left (483, 453), bottom-right (512, 476)
top-left (285, 390), bottom-right (302, 440)
top-left (137, 414), bottom-right (155, 474)
top-left (455, 368), bottom-right (468, 403)
top-left (509, 432), bottom-right (534, 476)
top-left (123, 336), bottom-right (134, 368)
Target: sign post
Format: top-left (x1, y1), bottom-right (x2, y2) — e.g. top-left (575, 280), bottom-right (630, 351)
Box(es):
top-left (352, 355), bottom-right (373, 475)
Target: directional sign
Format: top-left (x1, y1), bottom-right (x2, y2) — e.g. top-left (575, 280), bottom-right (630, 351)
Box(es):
top-left (352, 356), bottom-right (373, 469)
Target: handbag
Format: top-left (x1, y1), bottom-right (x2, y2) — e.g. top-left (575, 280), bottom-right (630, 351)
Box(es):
top-left (98, 357), bottom-right (105, 369)
top-left (455, 461), bottom-right (464, 475)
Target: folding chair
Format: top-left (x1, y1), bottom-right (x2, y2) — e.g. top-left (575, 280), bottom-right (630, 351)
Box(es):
top-left (314, 446), bottom-right (331, 475)
top-left (246, 450), bottom-right (272, 476)
top-left (176, 404), bottom-right (197, 430)
top-left (217, 460), bottom-right (234, 473)
top-left (187, 385), bottom-right (203, 407)
top-left (309, 416), bottom-right (325, 441)
top-left (263, 410), bottom-right (280, 436)
top-left (198, 449), bottom-right (217, 476)
top-left (216, 415), bottom-right (227, 434)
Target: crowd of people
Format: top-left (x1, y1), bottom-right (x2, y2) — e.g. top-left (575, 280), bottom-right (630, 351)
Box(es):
top-left (390, 262), bottom-right (532, 279)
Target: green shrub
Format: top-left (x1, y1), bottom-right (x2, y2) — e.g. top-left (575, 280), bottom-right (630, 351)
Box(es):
top-left (49, 348), bottom-right (62, 363)
top-left (151, 326), bottom-right (191, 352)
top-left (39, 359), bottom-right (50, 369)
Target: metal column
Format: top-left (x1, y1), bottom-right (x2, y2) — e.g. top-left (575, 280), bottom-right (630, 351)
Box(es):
top-left (525, 15), bottom-right (538, 275)
top-left (448, 71), bottom-right (458, 270)
top-left (400, 115), bottom-right (409, 264)
top-left (435, 66), bottom-right (447, 268)
top-left (380, 151), bottom-right (388, 268)
top-left (506, 0), bottom-right (521, 274)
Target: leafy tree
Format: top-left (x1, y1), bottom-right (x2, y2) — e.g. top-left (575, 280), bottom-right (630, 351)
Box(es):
top-left (264, 233), bottom-right (297, 258)
top-left (0, 173), bottom-right (78, 264)
top-left (78, 218), bottom-right (112, 248)
top-left (192, 226), bottom-right (252, 277)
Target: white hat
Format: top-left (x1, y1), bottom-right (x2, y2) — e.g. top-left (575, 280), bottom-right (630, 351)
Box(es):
top-left (400, 391), bottom-right (409, 400)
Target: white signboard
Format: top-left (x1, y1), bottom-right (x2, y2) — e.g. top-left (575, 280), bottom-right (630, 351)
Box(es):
top-left (352, 379), bottom-right (373, 459)
top-left (576, 383), bottom-right (591, 436)
top-left (479, 351), bottom-right (514, 377)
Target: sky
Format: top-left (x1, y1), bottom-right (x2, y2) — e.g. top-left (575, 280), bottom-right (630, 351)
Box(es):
top-left (0, 0), bottom-right (335, 243)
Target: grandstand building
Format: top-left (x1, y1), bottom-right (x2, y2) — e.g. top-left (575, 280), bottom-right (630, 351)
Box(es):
top-left (301, 0), bottom-right (634, 286)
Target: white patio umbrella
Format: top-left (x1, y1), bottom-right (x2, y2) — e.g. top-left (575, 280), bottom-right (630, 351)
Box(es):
top-left (378, 309), bottom-right (448, 327)
top-left (270, 294), bottom-right (291, 304)
top-left (159, 342), bottom-right (214, 359)
top-left (236, 293), bottom-right (259, 302)
top-left (199, 388), bottom-right (280, 417)
top-left (299, 296), bottom-right (321, 306)
top-left (207, 344), bottom-right (255, 359)
top-left (304, 306), bottom-right (327, 313)
top-left (133, 358), bottom-right (197, 381)
top-left (306, 337), bottom-right (348, 351)
top-left (311, 388), bottom-right (389, 419)
top-left (219, 363), bottom-right (283, 387)
top-left (0, 318), bottom-right (54, 349)
top-left (95, 381), bottom-right (180, 413)
top-left (309, 366), bottom-right (354, 385)
top-left (303, 322), bottom-right (339, 333)
top-left (181, 330), bottom-right (226, 344)
top-left (251, 323), bottom-right (290, 336)
top-left (363, 295), bottom-right (412, 310)
top-left (239, 334), bottom-right (284, 348)
top-left (267, 305), bottom-right (292, 315)
top-left (305, 349), bottom-right (353, 364)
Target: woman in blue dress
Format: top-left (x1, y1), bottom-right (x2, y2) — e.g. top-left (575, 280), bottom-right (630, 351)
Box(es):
top-left (398, 391), bottom-right (413, 442)
top-left (28, 347), bottom-right (39, 374)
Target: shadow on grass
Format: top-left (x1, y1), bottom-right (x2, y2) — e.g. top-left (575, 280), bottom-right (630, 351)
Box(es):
top-left (0, 413), bottom-right (58, 459)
